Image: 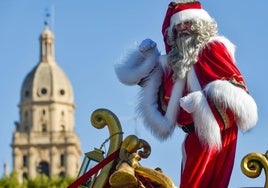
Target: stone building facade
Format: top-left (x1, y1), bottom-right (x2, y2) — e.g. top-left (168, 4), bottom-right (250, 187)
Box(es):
top-left (11, 26), bottom-right (81, 182)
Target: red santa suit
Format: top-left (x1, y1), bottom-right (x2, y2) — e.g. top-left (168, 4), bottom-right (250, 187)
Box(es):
top-left (162, 38), bottom-right (250, 187)
top-left (115, 1), bottom-right (258, 188)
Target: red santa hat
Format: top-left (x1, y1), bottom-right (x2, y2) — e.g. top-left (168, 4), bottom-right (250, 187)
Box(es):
top-left (162, 1), bottom-right (213, 53)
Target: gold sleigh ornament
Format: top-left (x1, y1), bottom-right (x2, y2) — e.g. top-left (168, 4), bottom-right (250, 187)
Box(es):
top-left (71, 109), bottom-right (177, 188)
top-left (109, 135), bottom-right (176, 188)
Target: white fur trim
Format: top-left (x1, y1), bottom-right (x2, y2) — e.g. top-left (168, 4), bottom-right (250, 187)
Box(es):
top-left (137, 64), bottom-right (174, 139)
top-left (168, 9), bottom-right (212, 36)
top-left (115, 47), bottom-right (159, 85)
top-left (181, 68), bottom-right (222, 150)
top-left (165, 77), bottom-right (186, 124)
top-left (204, 80), bottom-right (258, 131)
top-left (180, 91), bottom-right (222, 150)
top-left (137, 58), bottom-right (186, 140)
top-left (158, 54), bottom-right (169, 69)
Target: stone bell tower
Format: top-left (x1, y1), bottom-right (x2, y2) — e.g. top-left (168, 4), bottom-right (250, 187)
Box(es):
top-left (11, 25), bottom-right (81, 182)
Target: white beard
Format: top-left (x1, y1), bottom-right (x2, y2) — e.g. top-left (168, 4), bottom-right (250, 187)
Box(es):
top-left (168, 34), bottom-right (199, 80)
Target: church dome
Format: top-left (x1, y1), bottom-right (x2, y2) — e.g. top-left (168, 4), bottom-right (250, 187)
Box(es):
top-left (20, 26), bottom-right (74, 106)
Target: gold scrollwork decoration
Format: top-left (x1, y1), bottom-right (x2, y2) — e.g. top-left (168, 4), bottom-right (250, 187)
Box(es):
top-left (89, 108), bottom-right (123, 188)
top-left (241, 151), bottom-right (268, 188)
top-left (110, 135), bottom-right (176, 188)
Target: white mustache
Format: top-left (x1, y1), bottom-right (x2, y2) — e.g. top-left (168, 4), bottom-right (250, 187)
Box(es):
top-left (178, 30), bottom-right (191, 37)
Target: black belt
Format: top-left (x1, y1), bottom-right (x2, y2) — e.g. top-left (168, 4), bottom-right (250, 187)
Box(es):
top-left (181, 123), bottom-right (195, 134)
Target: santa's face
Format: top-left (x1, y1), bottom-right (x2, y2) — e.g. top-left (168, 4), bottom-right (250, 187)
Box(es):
top-left (175, 21), bottom-right (192, 38)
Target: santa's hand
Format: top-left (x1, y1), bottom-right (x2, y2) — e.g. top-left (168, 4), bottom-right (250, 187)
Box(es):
top-left (180, 91), bottom-right (203, 113)
top-left (139, 38), bottom-right (157, 53)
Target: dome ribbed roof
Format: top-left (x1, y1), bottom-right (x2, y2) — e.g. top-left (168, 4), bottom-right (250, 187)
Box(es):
top-left (20, 27), bottom-right (74, 106)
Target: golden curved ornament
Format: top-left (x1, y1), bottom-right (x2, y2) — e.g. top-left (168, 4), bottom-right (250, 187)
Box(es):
top-left (137, 139), bottom-right (151, 159)
top-left (135, 166), bottom-right (177, 188)
top-left (89, 108), bottom-right (123, 188)
top-left (241, 151), bottom-right (268, 188)
top-left (119, 135), bottom-right (151, 162)
top-left (119, 135), bottom-right (140, 161)
top-left (109, 135), bottom-right (176, 188)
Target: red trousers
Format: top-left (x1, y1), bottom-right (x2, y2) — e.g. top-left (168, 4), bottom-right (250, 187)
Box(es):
top-left (180, 126), bottom-right (238, 188)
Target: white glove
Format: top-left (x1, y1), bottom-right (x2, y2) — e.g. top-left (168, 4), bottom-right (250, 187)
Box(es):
top-left (180, 91), bottom-right (203, 113)
top-left (139, 38), bottom-right (157, 53)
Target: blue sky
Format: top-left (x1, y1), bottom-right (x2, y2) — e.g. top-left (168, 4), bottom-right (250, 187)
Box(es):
top-left (0, 1), bottom-right (267, 187)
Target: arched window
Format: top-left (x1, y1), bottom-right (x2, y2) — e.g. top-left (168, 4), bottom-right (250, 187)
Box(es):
top-left (23, 172), bottom-right (28, 179)
top-left (60, 154), bottom-right (65, 167)
top-left (42, 124), bottom-right (47, 132)
top-left (24, 90), bottom-right (30, 97)
top-left (61, 125), bottom-right (65, 132)
top-left (37, 161), bottom-right (50, 176)
top-left (23, 155), bottom-right (28, 167)
top-left (24, 111), bottom-right (28, 118)
top-left (59, 171), bottom-right (65, 178)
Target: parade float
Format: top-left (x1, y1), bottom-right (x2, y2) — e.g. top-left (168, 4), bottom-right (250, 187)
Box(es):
top-left (68, 108), bottom-right (268, 188)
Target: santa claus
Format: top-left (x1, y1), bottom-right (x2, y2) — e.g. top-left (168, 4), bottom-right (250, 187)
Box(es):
top-left (115, 0), bottom-right (258, 187)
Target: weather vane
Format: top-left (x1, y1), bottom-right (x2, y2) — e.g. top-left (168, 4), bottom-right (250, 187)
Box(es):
top-left (44, 5), bottom-right (55, 31)
top-left (44, 8), bottom-right (50, 27)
